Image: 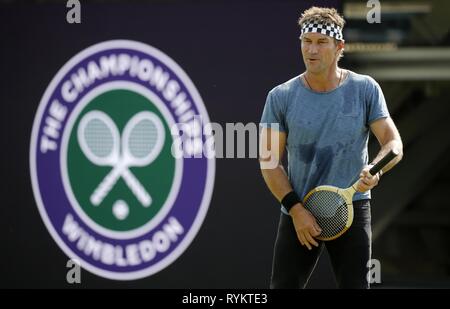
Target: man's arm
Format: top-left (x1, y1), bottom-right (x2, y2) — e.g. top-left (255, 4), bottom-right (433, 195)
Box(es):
top-left (357, 117), bottom-right (403, 191)
top-left (259, 127), bottom-right (321, 250)
top-left (259, 127), bottom-right (291, 201)
top-left (370, 117), bottom-right (403, 171)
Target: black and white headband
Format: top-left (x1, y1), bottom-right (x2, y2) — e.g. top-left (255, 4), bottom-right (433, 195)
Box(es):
top-left (301, 22), bottom-right (343, 41)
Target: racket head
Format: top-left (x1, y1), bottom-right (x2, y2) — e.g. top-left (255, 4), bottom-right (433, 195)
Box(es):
top-left (303, 185), bottom-right (354, 241)
top-left (77, 110), bottom-right (120, 166)
top-left (122, 111), bottom-right (165, 166)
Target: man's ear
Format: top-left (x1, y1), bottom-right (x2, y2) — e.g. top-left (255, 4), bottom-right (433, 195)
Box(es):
top-left (336, 40), bottom-right (345, 55)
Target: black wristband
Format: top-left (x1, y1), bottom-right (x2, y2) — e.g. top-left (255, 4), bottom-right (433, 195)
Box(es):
top-left (281, 191), bottom-right (301, 212)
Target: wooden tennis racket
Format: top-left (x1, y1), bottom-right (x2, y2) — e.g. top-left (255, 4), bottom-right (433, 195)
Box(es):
top-left (303, 149), bottom-right (399, 241)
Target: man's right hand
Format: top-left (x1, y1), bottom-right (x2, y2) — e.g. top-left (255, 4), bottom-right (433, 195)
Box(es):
top-left (289, 203), bottom-right (322, 250)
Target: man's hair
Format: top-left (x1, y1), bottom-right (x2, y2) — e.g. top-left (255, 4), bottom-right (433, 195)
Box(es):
top-left (298, 7), bottom-right (346, 60)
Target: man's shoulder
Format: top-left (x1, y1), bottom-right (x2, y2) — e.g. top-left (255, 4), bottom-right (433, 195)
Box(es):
top-left (348, 70), bottom-right (378, 87)
top-left (269, 76), bottom-right (300, 95)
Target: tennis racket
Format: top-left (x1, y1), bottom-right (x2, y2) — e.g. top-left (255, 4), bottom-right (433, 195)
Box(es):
top-left (78, 110), bottom-right (165, 207)
top-left (303, 149), bottom-right (399, 241)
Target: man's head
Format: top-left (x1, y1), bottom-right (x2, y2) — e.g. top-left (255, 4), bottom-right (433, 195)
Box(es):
top-left (298, 7), bottom-right (345, 73)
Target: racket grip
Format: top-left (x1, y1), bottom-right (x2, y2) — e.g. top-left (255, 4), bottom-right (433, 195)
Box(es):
top-left (369, 149), bottom-right (399, 176)
top-left (91, 167), bottom-right (122, 206)
top-left (122, 169), bottom-right (152, 207)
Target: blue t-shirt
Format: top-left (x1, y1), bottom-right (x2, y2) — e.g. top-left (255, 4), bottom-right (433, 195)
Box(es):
top-left (260, 71), bottom-right (389, 213)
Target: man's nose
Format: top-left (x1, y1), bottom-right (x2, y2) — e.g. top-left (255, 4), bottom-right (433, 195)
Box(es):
top-left (307, 43), bottom-right (319, 54)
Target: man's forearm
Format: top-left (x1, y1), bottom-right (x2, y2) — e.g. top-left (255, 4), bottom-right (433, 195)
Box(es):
top-left (371, 139), bottom-right (403, 175)
top-left (260, 165), bottom-right (295, 202)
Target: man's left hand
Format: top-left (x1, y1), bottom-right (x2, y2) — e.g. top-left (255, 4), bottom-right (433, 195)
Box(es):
top-left (356, 165), bottom-right (380, 192)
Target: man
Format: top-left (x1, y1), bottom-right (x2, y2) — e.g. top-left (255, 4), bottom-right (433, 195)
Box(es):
top-left (259, 7), bottom-right (403, 289)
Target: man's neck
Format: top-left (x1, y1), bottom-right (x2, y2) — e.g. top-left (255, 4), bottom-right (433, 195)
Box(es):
top-left (304, 66), bottom-right (342, 92)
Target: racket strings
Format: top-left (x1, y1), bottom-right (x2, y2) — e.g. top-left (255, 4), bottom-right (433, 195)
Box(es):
top-left (84, 119), bottom-right (115, 158)
top-left (304, 191), bottom-right (349, 239)
top-left (128, 119), bottom-right (158, 158)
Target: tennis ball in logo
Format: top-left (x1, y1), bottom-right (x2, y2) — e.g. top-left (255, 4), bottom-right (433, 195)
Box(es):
top-left (66, 89), bottom-right (175, 231)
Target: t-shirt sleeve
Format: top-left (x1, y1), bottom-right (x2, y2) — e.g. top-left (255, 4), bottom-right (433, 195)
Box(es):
top-left (365, 77), bottom-right (390, 125)
top-left (260, 89), bottom-right (287, 132)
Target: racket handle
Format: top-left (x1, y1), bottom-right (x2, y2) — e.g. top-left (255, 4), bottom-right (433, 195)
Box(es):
top-left (91, 166), bottom-right (122, 206)
top-left (369, 149), bottom-right (399, 176)
top-left (122, 169), bottom-right (152, 207)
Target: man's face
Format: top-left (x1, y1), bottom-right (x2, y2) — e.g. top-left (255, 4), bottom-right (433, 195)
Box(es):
top-left (301, 32), bottom-right (341, 73)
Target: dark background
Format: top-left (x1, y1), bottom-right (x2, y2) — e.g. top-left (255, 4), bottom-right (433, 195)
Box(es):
top-left (2, 0), bottom-right (450, 289)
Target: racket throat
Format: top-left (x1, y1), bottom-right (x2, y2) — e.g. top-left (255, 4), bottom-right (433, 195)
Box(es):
top-left (350, 181), bottom-right (360, 194)
top-left (90, 163), bottom-right (127, 206)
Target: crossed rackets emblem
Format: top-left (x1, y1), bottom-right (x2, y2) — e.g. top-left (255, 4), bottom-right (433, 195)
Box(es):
top-left (77, 110), bottom-right (165, 208)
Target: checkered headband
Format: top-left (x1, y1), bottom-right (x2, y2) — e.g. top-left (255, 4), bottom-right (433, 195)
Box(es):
top-left (301, 22), bottom-right (343, 41)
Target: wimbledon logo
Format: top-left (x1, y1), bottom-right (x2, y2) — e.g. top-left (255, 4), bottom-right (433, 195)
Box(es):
top-left (29, 40), bottom-right (215, 280)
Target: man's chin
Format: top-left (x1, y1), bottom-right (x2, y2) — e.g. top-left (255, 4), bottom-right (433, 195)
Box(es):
top-left (305, 66), bottom-right (322, 74)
